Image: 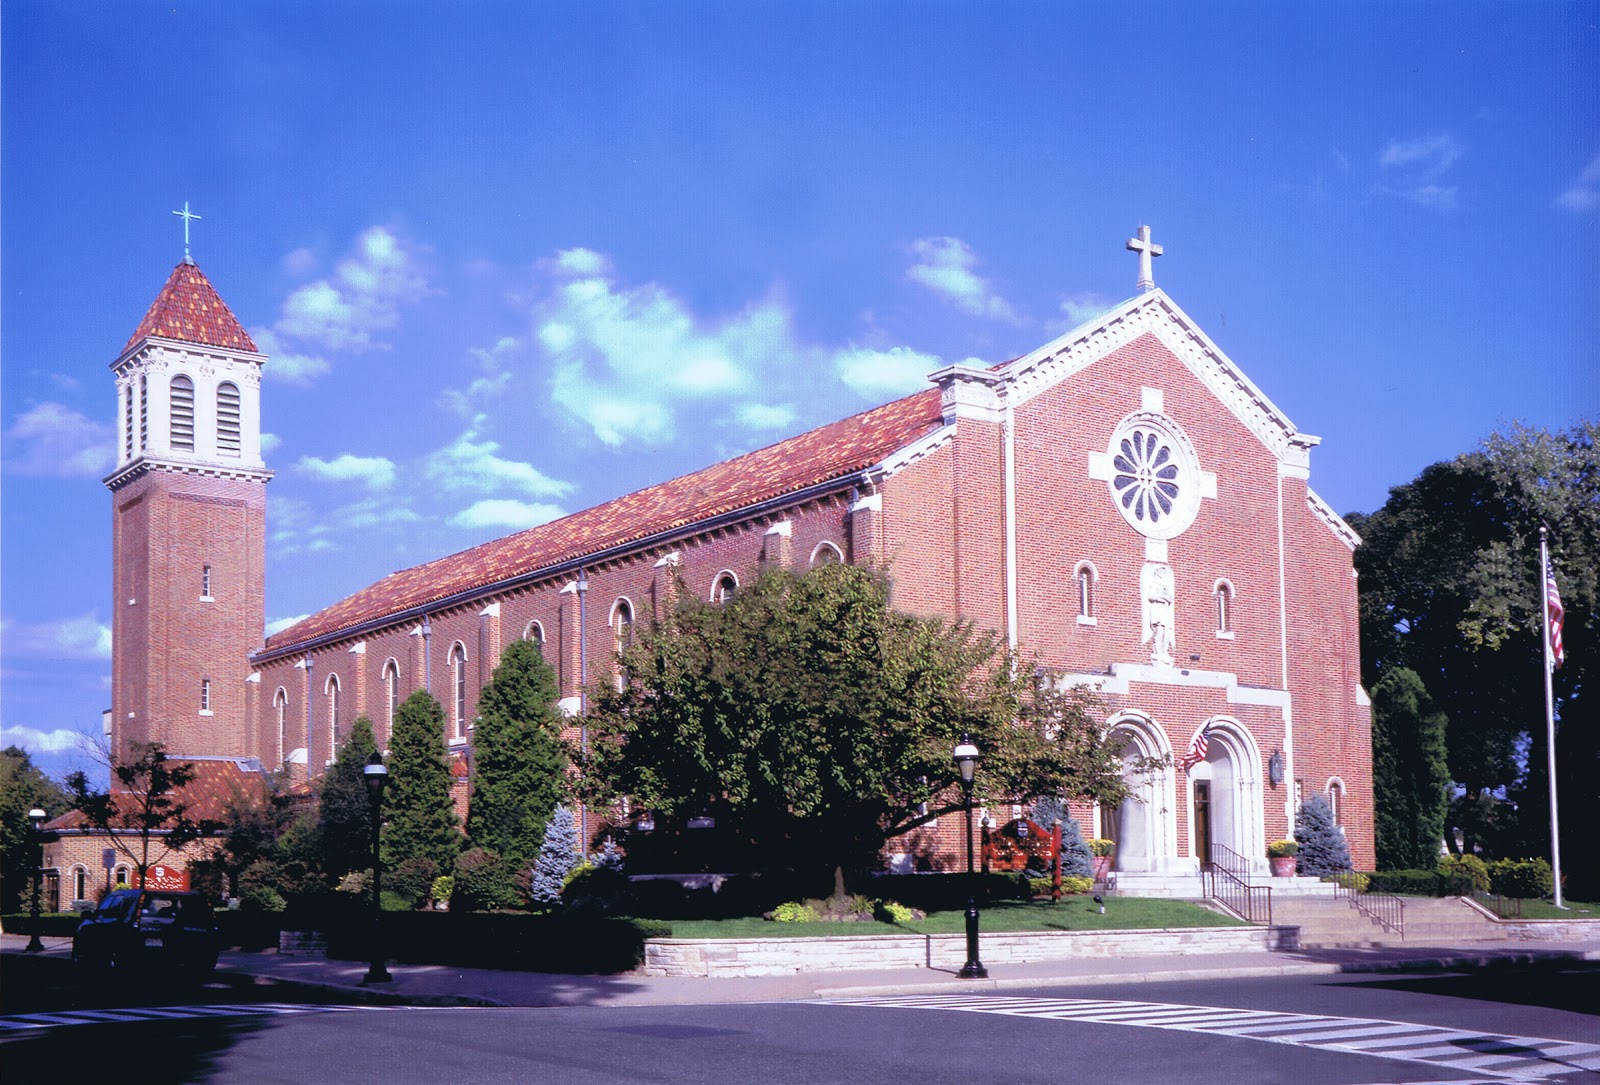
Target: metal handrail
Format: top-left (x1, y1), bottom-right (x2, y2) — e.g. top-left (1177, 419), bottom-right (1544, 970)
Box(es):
top-left (1205, 843), bottom-right (1272, 927)
top-left (1334, 876), bottom-right (1405, 936)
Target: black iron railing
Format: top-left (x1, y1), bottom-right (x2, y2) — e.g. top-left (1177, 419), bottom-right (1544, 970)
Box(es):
top-left (1334, 876), bottom-right (1405, 936)
top-left (1205, 843), bottom-right (1272, 927)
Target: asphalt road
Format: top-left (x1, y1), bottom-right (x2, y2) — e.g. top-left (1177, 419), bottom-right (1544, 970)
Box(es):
top-left (3, 966), bottom-right (1596, 1084)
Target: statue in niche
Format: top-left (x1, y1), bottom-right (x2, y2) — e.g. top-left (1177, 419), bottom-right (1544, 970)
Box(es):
top-left (1141, 561), bottom-right (1176, 667)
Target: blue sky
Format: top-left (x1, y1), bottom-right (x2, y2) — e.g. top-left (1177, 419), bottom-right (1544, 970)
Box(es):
top-left (3, 2), bottom-right (1596, 781)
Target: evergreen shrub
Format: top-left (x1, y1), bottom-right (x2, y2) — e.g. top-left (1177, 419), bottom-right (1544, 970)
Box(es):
top-left (1294, 795), bottom-right (1352, 877)
top-left (1436, 854), bottom-right (1490, 894)
top-left (452, 848), bottom-right (519, 911)
top-left (1058, 816), bottom-right (1095, 878)
top-left (1488, 858), bottom-right (1553, 900)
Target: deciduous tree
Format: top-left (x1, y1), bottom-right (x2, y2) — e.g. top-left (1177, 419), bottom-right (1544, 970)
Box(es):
top-left (64, 741), bottom-right (219, 887)
top-left (0, 746), bottom-right (69, 913)
top-left (582, 563), bottom-right (1128, 886)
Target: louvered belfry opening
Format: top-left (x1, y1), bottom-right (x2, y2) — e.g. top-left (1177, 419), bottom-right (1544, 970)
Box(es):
top-left (170, 374), bottom-right (196, 451)
top-left (217, 381), bottom-right (242, 455)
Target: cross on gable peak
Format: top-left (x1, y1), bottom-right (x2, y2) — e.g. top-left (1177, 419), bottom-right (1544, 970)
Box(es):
top-left (1126, 224), bottom-right (1163, 293)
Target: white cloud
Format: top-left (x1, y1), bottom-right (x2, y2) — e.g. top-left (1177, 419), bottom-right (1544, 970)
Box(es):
top-left (1058, 292), bottom-right (1116, 327)
top-left (732, 403), bottom-right (799, 431)
top-left (341, 500), bottom-right (424, 529)
top-left (1376, 133), bottom-right (1463, 211)
top-left (0, 724), bottom-right (90, 754)
top-left (281, 247), bottom-right (318, 277)
top-left (4, 402), bottom-right (114, 476)
top-left (534, 257), bottom-right (808, 447)
top-left (440, 337), bottom-right (521, 418)
top-left (1557, 151), bottom-right (1600, 212)
top-left (296, 453), bottom-right (397, 490)
top-left (1379, 133), bottom-right (1463, 173)
top-left (2, 614), bottom-right (112, 659)
top-left (251, 327), bottom-right (331, 385)
top-left (450, 499), bottom-right (567, 531)
top-left (271, 226), bottom-right (429, 354)
top-left (260, 432), bottom-right (283, 455)
top-left (834, 346), bottom-right (943, 398)
top-left (545, 247), bottom-right (612, 278)
top-left (905, 237), bottom-right (1017, 321)
top-left (425, 422), bottom-right (574, 497)
top-left (265, 614), bottom-right (310, 637)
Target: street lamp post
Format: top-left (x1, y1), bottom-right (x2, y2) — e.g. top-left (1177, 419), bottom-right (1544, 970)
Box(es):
top-left (25, 808), bottom-right (46, 953)
top-left (362, 753), bottom-right (392, 985)
top-left (952, 738), bottom-right (987, 979)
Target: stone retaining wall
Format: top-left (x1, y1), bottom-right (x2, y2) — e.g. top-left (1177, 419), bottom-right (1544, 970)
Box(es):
top-left (1496, 918), bottom-right (1600, 942)
top-left (641, 925), bottom-right (1293, 978)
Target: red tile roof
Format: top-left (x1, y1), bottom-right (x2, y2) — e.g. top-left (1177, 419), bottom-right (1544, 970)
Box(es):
top-left (45, 758), bottom-right (269, 832)
top-left (123, 261), bottom-right (258, 354)
top-left (264, 388), bottom-right (946, 653)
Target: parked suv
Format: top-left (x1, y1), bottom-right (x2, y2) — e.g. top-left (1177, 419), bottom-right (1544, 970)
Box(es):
top-left (72, 889), bottom-right (219, 976)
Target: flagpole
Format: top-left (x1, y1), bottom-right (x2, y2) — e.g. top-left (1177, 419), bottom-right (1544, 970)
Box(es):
top-left (1539, 525), bottom-right (1565, 910)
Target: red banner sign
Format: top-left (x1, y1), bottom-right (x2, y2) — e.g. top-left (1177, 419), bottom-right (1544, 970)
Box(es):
top-left (141, 864), bottom-right (188, 891)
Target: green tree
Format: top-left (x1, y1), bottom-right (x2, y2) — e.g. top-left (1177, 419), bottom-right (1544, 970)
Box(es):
top-left (64, 742), bottom-right (219, 887)
top-left (0, 746), bottom-right (70, 913)
top-left (318, 716), bottom-right (380, 883)
top-left (1348, 422), bottom-right (1596, 892)
top-left (582, 563), bottom-right (1128, 887)
top-left (1370, 668), bottom-right (1451, 871)
top-left (382, 691), bottom-right (460, 875)
top-left (467, 639), bottom-right (567, 868)
top-left (1295, 794), bottom-right (1352, 877)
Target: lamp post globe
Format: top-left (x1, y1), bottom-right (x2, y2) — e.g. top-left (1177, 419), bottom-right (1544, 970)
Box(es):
top-left (951, 738), bottom-right (987, 979)
top-left (362, 754), bottom-right (392, 984)
top-left (25, 808), bottom-right (46, 953)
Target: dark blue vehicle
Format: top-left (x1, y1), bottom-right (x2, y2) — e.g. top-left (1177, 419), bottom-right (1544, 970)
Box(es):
top-left (72, 889), bottom-right (219, 976)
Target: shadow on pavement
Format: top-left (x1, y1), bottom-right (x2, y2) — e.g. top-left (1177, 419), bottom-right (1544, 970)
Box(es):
top-left (1344, 959), bottom-right (1600, 1015)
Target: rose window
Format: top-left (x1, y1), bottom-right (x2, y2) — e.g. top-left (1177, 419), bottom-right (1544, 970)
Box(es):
top-left (1112, 429), bottom-right (1182, 525)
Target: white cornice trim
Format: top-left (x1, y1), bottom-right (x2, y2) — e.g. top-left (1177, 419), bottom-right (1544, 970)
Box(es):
top-left (111, 336), bottom-right (267, 373)
top-left (1051, 662), bottom-right (1291, 709)
top-left (1306, 487), bottom-right (1362, 550)
top-left (870, 422), bottom-right (956, 481)
top-left (993, 290), bottom-right (1317, 468)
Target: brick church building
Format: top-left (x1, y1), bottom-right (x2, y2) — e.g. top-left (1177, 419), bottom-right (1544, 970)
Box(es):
top-left (99, 231), bottom-right (1375, 888)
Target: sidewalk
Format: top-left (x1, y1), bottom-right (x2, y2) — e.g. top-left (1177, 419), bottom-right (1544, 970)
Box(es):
top-left (10, 933), bottom-right (1594, 1009)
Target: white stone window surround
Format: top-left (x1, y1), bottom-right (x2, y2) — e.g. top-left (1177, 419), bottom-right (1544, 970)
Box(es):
top-left (809, 541), bottom-right (844, 567)
top-left (448, 641), bottom-right (469, 740)
top-left (710, 570), bottom-right (739, 603)
top-left (201, 563), bottom-right (214, 602)
top-left (1073, 561), bottom-right (1099, 625)
top-left (1088, 408), bottom-right (1215, 541)
top-left (1324, 775), bottom-right (1347, 827)
top-left (199, 677), bottom-right (213, 716)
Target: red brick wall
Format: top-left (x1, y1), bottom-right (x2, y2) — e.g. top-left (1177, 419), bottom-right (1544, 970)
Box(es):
top-left (111, 469), bottom-right (266, 763)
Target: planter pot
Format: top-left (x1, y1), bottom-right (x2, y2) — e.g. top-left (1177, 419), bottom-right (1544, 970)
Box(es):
top-left (1270, 857), bottom-right (1298, 878)
top-left (1092, 855), bottom-right (1113, 880)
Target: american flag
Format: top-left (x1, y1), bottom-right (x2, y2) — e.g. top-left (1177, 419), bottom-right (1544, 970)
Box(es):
top-left (1546, 561), bottom-right (1566, 670)
top-left (1180, 724), bottom-right (1211, 772)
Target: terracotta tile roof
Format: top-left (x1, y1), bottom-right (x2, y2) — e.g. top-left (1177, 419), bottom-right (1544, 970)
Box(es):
top-left (45, 758), bottom-right (268, 832)
top-left (265, 388), bottom-right (946, 653)
top-left (123, 261), bottom-right (258, 354)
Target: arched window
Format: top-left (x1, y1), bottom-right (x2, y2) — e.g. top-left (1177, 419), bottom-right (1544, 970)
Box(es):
top-left (711, 572), bottom-right (738, 604)
top-left (1074, 562), bottom-right (1098, 625)
top-left (1213, 579), bottom-right (1235, 637)
top-left (216, 382), bottom-right (241, 456)
top-left (72, 866), bottom-right (87, 902)
top-left (449, 642), bottom-right (468, 740)
top-left (382, 660), bottom-right (400, 739)
top-left (810, 541), bottom-right (844, 567)
top-left (169, 375), bottom-right (195, 451)
top-left (611, 599), bottom-right (634, 690)
top-left (1325, 778), bottom-right (1345, 826)
top-left (325, 674), bottom-right (341, 760)
top-left (274, 687), bottom-right (289, 767)
top-left (200, 678), bottom-right (212, 714)
top-left (523, 620), bottom-right (546, 652)
top-left (114, 866), bottom-right (130, 888)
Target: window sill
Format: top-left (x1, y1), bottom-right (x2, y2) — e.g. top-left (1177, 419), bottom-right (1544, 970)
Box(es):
top-left (1076, 616), bottom-right (1098, 627)
top-left (198, 710), bottom-right (214, 717)
top-left (200, 596), bottom-right (215, 603)
top-left (1215, 630), bottom-right (1235, 640)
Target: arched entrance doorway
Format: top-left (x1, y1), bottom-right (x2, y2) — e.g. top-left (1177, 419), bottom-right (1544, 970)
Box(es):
top-left (1101, 713), bottom-right (1177, 873)
top-left (1183, 717), bottom-right (1266, 873)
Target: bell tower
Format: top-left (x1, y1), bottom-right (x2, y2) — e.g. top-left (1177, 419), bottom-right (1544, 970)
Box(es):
top-left (105, 255), bottom-right (272, 760)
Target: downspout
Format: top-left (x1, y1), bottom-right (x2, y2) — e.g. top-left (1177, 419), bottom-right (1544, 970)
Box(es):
top-left (1276, 472), bottom-right (1293, 835)
top-left (577, 568), bottom-right (589, 849)
top-left (1003, 403), bottom-right (1018, 655)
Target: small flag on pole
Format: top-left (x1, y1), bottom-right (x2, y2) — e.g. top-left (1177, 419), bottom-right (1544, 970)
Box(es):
top-left (1545, 561), bottom-right (1566, 670)
top-left (1180, 723), bottom-right (1211, 773)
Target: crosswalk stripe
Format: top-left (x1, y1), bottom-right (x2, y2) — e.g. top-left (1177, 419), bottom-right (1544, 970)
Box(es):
top-left (0, 1003), bottom-right (403, 1034)
top-left (810, 993), bottom-right (1588, 1080)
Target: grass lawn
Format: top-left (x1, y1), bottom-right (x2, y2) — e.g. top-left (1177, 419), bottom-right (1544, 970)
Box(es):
top-left (650, 897), bottom-right (1244, 940)
top-left (1478, 897), bottom-right (1598, 920)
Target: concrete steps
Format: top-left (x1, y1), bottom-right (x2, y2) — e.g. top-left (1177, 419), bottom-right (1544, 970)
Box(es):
top-left (1271, 895), bottom-right (1505, 948)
